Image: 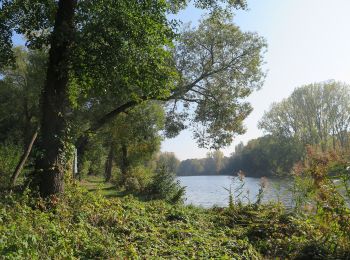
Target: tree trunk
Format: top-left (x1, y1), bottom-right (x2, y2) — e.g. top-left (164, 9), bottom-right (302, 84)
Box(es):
top-left (22, 94), bottom-right (32, 148)
top-left (10, 127), bottom-right (39, 188)
top-left (74, 100), bottom-right (139, 175)
top-left (104, 146), bottom-right (114, 182)
top-left (75, 135), bottom-right (89, 179)
top-left (120, 144), bottom-right (129, 183)
top-left (87, 166), bottom-right (94, 176)
top-left (34, 0), bottom-right (76, 197)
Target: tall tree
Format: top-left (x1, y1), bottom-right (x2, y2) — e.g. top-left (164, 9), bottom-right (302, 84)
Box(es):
top-left (156, 152), bottom-right (180, 174)
top-left (103, 102), bottom-right (165, 183)
top-left (1, 0), bottom-right (261, 196)
top-left (259, 81), bottom-right (350, 151)
top-left (221, 135), bottom-right (304, 177)
top-left (207, 150), bottom-right (225, 173)
top-left (84, 14), bottom-right (267, 149)
top-left (165, 14), bottom-right (266, 149)
top-left (1, 0), bottom-right (177, 196)
top-left (0, 47), bottom-right (45, 145)
top-left (33, 0), bottom-right (76, 196)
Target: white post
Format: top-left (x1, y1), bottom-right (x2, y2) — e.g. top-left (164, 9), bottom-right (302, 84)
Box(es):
top-left (73, 147), bottom-right (78, 177)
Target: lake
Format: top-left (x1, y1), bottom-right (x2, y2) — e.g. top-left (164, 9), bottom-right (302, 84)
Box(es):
top-left (177, 175), bottom-right (293, 208)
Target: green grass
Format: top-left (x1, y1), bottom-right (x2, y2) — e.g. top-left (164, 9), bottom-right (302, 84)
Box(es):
top-left (0, 181), bottom-right (349, 259)
top-left (80, 175), bottom-right (120, 198)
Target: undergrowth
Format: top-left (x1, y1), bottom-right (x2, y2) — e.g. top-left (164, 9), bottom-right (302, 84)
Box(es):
top-left (1, 179), bottom-right (350, 259)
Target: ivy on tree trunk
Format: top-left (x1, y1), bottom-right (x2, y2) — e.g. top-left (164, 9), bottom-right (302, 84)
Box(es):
top-left (34, 0), bottom-right (76, 197)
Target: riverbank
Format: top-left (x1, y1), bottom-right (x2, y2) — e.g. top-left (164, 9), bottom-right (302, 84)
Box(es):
top-left (1, 181), bottom-right (349, 259)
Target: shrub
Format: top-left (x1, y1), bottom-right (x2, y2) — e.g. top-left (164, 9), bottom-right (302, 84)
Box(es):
top-left (121, 165), bottom-right (153, 193)
top-left (124, 177), bottom-right (141, 193)
top-left (289, 147), bottom-right (350, 256)
top-left (146, 166), bottom-right (185, 204)
top-left (0, 142), bottom-right (22, 190)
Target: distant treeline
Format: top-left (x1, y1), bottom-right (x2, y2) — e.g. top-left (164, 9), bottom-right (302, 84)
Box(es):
top-left (177, 151), bottom-right (229, 176)
top-left (220, 136), bottom-right (304, 177)
top-left (174, 81), bottom-right (350, 178)
top-left (174, 135), bottom-right (303, 178)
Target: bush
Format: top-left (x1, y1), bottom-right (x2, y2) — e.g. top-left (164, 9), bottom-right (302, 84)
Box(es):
top-left (124, 177), bottom-right (141, 193)
top-left (121, 165), bottom-right (153, 193)
top-left (288, 147), bottom-right (350, 257)
top-left (146, 166), bottom-right (185, 204)
top-left (0, 142), bottom-right (22, 190)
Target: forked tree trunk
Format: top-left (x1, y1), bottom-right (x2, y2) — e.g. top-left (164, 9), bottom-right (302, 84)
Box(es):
top-left (34, 0), bottom-right (76, 197)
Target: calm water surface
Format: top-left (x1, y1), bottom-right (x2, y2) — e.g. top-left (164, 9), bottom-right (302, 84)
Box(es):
top-left (177, 175), bottom-right (293, 208)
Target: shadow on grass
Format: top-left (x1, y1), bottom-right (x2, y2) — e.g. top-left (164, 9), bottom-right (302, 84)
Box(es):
top-left (87, 185), bottom-right (115, 192)
top-left (81, 176), bottom-right (153, 201)
top-left (97, 188), bottom-right (152, 201)
top-left (85, 178), bottom-right (106, 184)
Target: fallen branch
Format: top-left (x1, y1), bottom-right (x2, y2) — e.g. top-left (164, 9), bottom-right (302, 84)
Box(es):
top-left (10, 126), bottom-right (39, 188)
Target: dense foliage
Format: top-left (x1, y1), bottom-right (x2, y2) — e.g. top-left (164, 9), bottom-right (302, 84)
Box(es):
top-left (0, 47), bottom-right (45, 145)
top-left (177, 150), bottom-right (229, 176)
top-left (1, 174), bottom-right (350, 259)
top-left (176, 135), bottom-right (303, 177)
top-left (219, 81), bottom-right (350, 178)
top-left (0, 143), bottom-right (22, 189)
top-left (259, 81), bottom-right (350, 151)
top-left (1, 0), bottom-right (265, 196)
top-left (1, 1), bottom-right (350, 259)
top-left (221, 135), bottom-right (304, 177)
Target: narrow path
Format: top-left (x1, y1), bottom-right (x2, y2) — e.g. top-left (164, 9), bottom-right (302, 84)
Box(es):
top-left (80, 176), bottom-right (119, 198)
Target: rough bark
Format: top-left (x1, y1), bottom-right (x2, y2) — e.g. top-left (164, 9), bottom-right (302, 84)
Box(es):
top-left (34, 0), bottom-right (76, 197)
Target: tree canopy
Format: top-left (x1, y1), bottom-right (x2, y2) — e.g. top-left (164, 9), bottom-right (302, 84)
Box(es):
top-left (0, 0), bottom-right (266, 196)
top-left (165, 14), bottom-right (266, 148)
top-left (221, 135), bottom-right (304, 177)
top-left (259, 81), bottom-right (350, 151)
top-left (0, 47), bottom-right (45, 144)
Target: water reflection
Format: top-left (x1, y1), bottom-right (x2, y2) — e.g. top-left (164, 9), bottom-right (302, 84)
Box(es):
top-left (177, 175), bottom-right (293, 208)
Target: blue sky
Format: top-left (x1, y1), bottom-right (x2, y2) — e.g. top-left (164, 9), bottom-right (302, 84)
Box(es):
top-left (162, 0), bottom-right (350, 160)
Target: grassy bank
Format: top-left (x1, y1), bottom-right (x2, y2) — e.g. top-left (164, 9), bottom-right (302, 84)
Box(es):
top-left (1, 178), bottom-right (350, 259)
